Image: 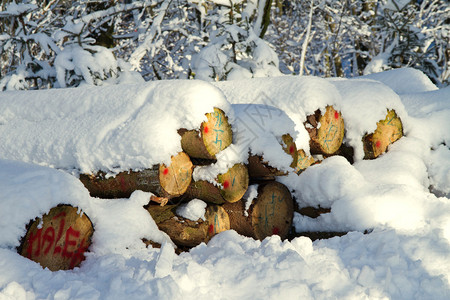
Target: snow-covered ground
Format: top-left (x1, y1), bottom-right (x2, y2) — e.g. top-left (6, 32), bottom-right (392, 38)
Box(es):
top-left (0, 68), bottom-right (449, 299)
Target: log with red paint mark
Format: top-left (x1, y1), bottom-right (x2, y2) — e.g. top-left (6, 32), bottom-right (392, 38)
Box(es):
top-left (305, 105), bottom-right (345, 156)
top-left (222, 181), bottom-right (294, 240)
top-left (247, 134), bottom-right (298, 179)
top-left (363, 109), bottom-right (403, 159)
top-left (183, 163), bottom-right (249, 204)
top-left (19, 205), bottom-right (93, 271)
top-left (79, 152), bottom-right (193, 199)
top-left (145, 204), bottom-right (230, 248)
top-left (179, 107), bottom-right (233, 160)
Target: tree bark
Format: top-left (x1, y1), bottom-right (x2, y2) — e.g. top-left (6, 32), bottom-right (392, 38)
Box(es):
top-left (79, 152), bottom-right (193, 199)
top-left (179, 107), bottom-right (233, 160)
top-left (146, 204), bottom-right (230, 247)
top-left (19, 205), bottom-right (93, 271)
top-left (184, 163), bottom-right (249, 204)
top-left (305, 105), bottom-right (345, 155)
top-left (247, 134), bottom-right (298, 179)
top-left (223, 181), bottom-right (294, 240)
top-left (363, 109), bottom-right (403, 159)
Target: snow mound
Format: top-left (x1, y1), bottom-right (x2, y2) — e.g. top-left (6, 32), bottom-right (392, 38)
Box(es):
top-left (361, 67), bottom-right (438, 94)
top-left (0, 80), bottom-right (231, 174)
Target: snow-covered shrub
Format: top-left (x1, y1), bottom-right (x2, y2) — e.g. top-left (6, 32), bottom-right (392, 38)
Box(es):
top-left (0, 1), bottom-right (59, 90)
top-left (53, 17), bottom-right (119, 88)
top-left (190, 0), bottom-right (281, 81)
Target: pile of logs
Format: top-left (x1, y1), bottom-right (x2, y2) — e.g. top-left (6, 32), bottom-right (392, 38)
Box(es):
top-left (18, 105), bottom-right (403, 270)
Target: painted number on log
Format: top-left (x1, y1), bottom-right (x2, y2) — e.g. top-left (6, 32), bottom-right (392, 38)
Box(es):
top-left (213, 110), bottom-right (224, 150)
top-left (255, 192), bottom-right (284, 234)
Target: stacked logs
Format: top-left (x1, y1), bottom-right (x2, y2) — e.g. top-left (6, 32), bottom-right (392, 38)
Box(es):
top-left (18, 104), bottom-right (404, 271)
top-left (294, 106), bottom-right (403, 240)
top-left (79, 107), bottom-right (295, 250)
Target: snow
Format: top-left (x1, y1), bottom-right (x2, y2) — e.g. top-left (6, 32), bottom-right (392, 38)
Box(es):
top-left (0, 79), bottom-right (231, 174)
top-left (1, 68), bottom-right (450, 299)
top-left (213, 75), bottom-right (341, 154)
top-left (176, 199), bottom-right (207, 221)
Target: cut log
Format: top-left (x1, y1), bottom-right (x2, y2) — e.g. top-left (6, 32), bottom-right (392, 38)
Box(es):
top-left (19, 205), bottom-right (93, 271)
top-left (305, 105), bottom-right (345, 155)
top-left (184, 163), bottom-right (249, 204)
top-left (294, 149), bottom-right (316, 174)
top-left (247, 134), bottom-right (298, 179)
top-left (79, 152), bottom-right (193, 199)
top-left (146, 204), bottom-right (230, 247)
top-left (223, 181), bottom-right (294, 240)
top-left (180, 107), bottom-right (233, 159)
top-left (363, 109), bottom-right (403, 159)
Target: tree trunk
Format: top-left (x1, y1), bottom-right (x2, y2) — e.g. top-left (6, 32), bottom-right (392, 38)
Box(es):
top-left (247, 134), bottom-right (298, 179)
top-left (19, 205), bottom-right (93, 271)
top-left (305, 105), bottom-right (345, 155)
top-left (294, 149), bottom-right (317, 174)
top-left (184, 163), bottom-right (249, 204)
top-left (363, 109), bottom-right (403, 159)
top-left (146, 204), bottom-right (230, 247)
top-left (79, 152), bottom-right (193, 199)
top-left (179, 107), bottom-right (233, 160)
top-left (223, 181), bottom-right (294, 240)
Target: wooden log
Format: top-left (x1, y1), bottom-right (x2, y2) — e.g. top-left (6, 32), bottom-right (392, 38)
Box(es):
top-left (294, 149), bottom-right (316, 174)
top-left (146, 204), bottom-right (230, 247)
top-left (19, 205), bottom-right (93, 271)
top-left (184, 163), bottom-right (249, 204)
top-left (79, 152), bottom-right (193, 199)
top-left (247, 134), bottom-right (298, 179)
top-left (305, 105), bottom-right (345, 155)
top-left (180, 107), bottom-right (233, 159)
top-left (223, 181), bottom-right (294, 240)
top-left (363, 109), bottom-right (403, 159)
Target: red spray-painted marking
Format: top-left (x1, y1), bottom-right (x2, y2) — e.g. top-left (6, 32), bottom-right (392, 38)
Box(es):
top-left (375, 140), bottom-right (381, 148)
top-left (163, 168), bottom-right (169, 175)
top-left (204, 126), bottom-right (209, 134)
top-left (119, 176), bottom-right (127, 192)
top-left (334, 111), bottom-right (339, 120)
top-left (272, 227), bottom-right (280, 235)
top-left (289, 145), bottom-right (295, 154)
top-left (25, 213), bottom-right (88, 268)
top-left (223, 180), bottom-right (230, 189)
top-left (208, 224), bottom-right (214, 234)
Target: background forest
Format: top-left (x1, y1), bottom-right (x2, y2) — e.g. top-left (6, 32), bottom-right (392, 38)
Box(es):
top-left (0, 0), bottom-right (448, 91)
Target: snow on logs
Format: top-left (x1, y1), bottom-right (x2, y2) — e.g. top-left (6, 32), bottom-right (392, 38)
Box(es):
top-left (19, 205), bottom-right (93, 271)
top-left (0, 80), bottom-right (232, 174)
top-left (231, 104), bottom-right (299, 179)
